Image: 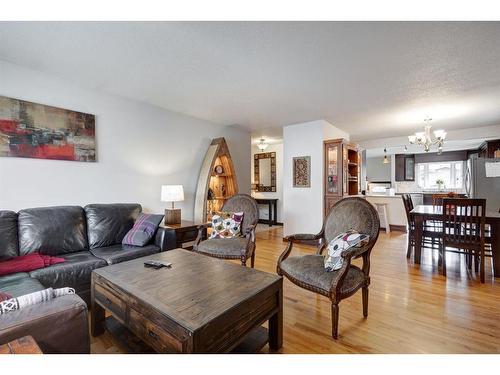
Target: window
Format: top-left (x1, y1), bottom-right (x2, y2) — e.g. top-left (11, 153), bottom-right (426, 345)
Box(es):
top-left (416, 161), bottom-right (464, 190)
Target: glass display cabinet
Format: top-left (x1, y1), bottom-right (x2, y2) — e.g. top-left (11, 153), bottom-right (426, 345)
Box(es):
top-left (324, 138), bottom-right (361, 216)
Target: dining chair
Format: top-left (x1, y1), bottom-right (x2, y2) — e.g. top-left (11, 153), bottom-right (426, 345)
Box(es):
top-left (402, 194), bottom-right (442, 260)
top-left (432, 192), bottom-right (458, 206)
top-left (440, 198), bottom-right (487, 282)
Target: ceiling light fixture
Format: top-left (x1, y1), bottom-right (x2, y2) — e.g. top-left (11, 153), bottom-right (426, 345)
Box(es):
top-left (408, 118), bottom-right (446, 154)
top-left (383, 148), bottom-right (389, 164)
top-left (257, 138), bottom-right (269, 151)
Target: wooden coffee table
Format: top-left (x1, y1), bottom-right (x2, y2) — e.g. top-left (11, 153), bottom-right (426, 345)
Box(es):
top-left (91, 249), bottom-right (283, 353)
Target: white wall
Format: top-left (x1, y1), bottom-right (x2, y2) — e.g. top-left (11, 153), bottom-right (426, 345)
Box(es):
top-left (324, 122), bottom-right (350, 141)
top-left (251, 142), bottom-right (283, 223)
top-left (0, 61), bottom-right (250, 217)
top-left (283, 120), bottom-right (349, 236)
top-left (366, 156), bottom-right (391, 181)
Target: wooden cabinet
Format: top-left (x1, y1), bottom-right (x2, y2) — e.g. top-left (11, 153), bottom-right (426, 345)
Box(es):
top-left (479, 139), bottom-right (500, 158)
top-left (325, 140), bottom-right (342, 196)
top-left (395, 154), bottom-right (415, 181)
top-left (395, 154), bottom-right (405, 181)
top-left (324, 139), bottom-right (361, 216)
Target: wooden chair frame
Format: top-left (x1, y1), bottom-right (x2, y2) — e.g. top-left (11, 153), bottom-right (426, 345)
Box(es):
top-left (276, 197), bottom-right (380, 339)
top-left (440, 198), bottom-right (486, 283)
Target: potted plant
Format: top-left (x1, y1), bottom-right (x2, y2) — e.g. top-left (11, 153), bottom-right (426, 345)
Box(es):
top-left (436, 178), bottom-right (444, 191)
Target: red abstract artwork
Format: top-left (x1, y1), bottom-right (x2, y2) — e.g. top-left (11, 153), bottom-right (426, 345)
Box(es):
top-left (0, 95), bottom-right (96, 162)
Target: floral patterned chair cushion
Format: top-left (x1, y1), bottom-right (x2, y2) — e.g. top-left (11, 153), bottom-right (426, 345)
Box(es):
top-left (210, 211), bottom-right (244, 239)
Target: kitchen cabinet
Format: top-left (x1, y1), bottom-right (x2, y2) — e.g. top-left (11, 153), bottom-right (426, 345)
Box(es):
top-left (479, 139), bottom-right (500, 158)
top-left (324, 138), bottom-right (361, 216)
top-left (395, 154), bottom-right (415, 181)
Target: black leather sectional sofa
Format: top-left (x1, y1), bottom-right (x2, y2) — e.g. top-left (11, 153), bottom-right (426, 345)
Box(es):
top-left (0, 203), bottom-right (167, 353)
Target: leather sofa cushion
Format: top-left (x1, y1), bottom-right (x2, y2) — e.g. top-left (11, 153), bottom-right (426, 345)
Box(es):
top-left (18, 206), bottom-right (88, 256)
top-left (85, 204), bottom-right (142, 249)
top-left (29, 251), bottom-right (107, 293)
top-left (0, 273), bottom-right (45, 297)
top-left (90, 244), bottom-right (160, 265)
top-left (0, 211), bottom-right (19, 260)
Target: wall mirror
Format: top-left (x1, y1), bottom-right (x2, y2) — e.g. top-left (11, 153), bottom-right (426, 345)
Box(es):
top-left (254, 152), bottom-right (276, 192)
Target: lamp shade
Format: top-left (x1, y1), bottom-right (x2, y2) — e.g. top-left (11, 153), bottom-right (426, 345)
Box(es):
top-left (161, 185), bottom-right (184, 202)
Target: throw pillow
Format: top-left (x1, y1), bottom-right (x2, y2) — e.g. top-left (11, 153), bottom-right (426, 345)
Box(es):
top-left (122, 213), bottom-right (164, 247)
top-left (324, 229), bottom-right (369, 272)
top-left (210, 211), bottom-right (244, 239)
top-left (0, 253), bottom-right (65, 277)
top-left (0, 291), bottom-right (12, 302)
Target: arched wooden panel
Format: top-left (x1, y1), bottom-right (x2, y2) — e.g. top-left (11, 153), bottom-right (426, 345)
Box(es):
top-left (194, 137), bottom-right (238, 223)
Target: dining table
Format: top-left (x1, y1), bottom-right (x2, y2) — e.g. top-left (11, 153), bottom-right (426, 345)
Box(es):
top-left (410, 204), bottom-right (500, 278)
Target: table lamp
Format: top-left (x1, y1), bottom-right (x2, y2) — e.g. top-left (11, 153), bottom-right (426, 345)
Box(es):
top-left (161, 185), bottom-right (184, 225)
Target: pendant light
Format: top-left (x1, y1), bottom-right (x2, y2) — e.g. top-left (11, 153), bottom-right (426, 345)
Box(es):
top-left (383, 148), bottom-right (389, 164)
top-left (257, 138), bottom-right (269, 152)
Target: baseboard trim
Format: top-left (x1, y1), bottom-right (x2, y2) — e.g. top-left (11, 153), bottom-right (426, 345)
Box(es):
top-left (381, 225), bottom-right (407, 233)
top-left (258, 219), bottom-right (283, 226)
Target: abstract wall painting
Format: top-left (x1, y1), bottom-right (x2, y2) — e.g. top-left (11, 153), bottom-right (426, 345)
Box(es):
top-left (293, 156), bottom-right (311, 188)
top-left (0, 95), bottom-right (96, 162)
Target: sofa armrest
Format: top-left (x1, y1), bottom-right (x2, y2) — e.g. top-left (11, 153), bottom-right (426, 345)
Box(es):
top-left (154, 226), bottom-right (168, 251)
top-left (0, 294), bottom-right (89, 354)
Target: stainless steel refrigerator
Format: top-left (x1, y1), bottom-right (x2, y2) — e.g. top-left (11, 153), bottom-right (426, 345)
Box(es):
top-left (465, 156), bottom-right (500, 212)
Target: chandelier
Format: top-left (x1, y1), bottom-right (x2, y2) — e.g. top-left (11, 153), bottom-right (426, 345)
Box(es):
top-left (408, 118), bottom-right (446, 154)
top-left (257, 138), bottom-right (269, 151)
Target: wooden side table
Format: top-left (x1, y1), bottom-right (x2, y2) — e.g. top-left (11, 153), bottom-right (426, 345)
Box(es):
top-left (0, 336), bottom-right (43, 354)
top-left (160, 220), bottom-right (206, 251)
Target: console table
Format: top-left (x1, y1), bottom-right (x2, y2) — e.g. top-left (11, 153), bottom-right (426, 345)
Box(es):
top-left (255, 198), bottom-right (279, 227)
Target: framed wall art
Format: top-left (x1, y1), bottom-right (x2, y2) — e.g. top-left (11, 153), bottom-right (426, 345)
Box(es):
top-left (293, 156), bottom-right (311, 188)
top-left (0, 95), bottom-right (96, 162)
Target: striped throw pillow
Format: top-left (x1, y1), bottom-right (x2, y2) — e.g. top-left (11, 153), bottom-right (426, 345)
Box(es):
top-left (122, 213), bottom-right (164, 247)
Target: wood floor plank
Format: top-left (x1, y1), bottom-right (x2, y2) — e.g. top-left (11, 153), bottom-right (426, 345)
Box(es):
top-left (91, 228), bottom-right (500, 353)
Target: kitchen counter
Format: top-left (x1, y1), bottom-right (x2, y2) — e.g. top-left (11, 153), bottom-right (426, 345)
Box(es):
top-left (363, 194), bottom-right (402, 198)
top-left (357, 194), bottom-right (407, 231)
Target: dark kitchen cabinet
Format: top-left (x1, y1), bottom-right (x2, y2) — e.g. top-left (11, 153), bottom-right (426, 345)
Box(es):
top-left (395, 154), bottom-right (415, 181)
top-left (479, 139), bottom-right (500, 158)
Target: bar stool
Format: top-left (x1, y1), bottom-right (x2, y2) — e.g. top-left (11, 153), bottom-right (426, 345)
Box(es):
top-left (374, 203), bottom-right (390, 234)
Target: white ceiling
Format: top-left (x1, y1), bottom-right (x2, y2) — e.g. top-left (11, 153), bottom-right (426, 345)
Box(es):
top-left (1, 22), bottom-right (500, 141)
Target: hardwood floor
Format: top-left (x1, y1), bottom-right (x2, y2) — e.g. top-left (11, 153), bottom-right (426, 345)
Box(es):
top-left (91, 228), bottom-right (500, 353)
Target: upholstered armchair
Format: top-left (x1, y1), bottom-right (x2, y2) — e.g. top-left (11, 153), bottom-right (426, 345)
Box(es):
top-left (193, 194), bottom-right (259, 267)
top-left (277, 197), bottom-right (380, 339)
